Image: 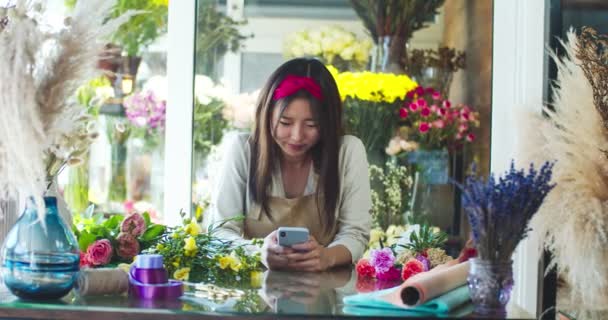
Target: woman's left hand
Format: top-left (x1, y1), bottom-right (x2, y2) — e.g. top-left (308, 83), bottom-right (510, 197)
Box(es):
top-left (284, 236), bottom-right (328, 272)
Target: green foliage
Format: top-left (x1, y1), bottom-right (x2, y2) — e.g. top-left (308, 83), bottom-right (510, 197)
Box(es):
top-left (343, 97), bottom-right (399, 164)
top-left (193, 98), bottom-right (229, 157)
top-left (147, 217), bottom-right (264, 287)
top-left (399, 224), bottom-right (448, 253)
top-left (369, 162), bottom-right (413, 230)
top-left (195, 2), bottom-right (251, 78)
top-left (65, 0), bottom-right (168, 56)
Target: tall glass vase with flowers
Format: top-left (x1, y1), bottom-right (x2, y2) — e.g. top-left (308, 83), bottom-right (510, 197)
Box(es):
top-left (123, 90), bottom-right (166, 214)
top-left (350, 0), bottom-right (445, 73)
top-left (457, 162), bottom-right (555, 316)
top-left (0, 0), bottom-right (130, 300)
top-left (389, 86), bottom-right (479, 232)
top-left (328, 66), bottom-right (418, 165)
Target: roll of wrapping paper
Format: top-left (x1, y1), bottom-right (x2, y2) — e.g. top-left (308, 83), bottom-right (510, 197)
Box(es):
top-left (128, 254), bottom-right (183, 300)
top-left (76, 268), bottom-right (129, 296)
top-left (381, 261), bottom-right (470, 307)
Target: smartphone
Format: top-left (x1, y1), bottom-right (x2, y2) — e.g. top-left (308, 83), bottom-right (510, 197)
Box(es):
top-left (277, 227), bottom-right (309, 247)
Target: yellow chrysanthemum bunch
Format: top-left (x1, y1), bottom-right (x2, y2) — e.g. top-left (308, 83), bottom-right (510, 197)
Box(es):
top-left (328, 66), bottom-right (418, 103)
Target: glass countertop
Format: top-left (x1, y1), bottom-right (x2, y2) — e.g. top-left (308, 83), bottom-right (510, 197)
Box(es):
top-left (0, 267), bottom-right (534, 320)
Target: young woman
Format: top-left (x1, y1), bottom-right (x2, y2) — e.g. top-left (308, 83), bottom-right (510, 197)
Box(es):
top-left (210, 58), bottom-right (371, 272)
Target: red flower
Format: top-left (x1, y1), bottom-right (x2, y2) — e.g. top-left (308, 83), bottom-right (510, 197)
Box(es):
top-left (376, 266), bottom-right (401, 281)
top-left (356, 258), bottom-right (376, 278)
top-left (408, 102), bottom-right (418, 111)
top-left (442, 100), bottom-right (452, 108)
top-left (421, 108), bottom-right (431, 117)
top-left (399, 108), bottom-right (409, 119)
top-left (458, 247), bottom-right (478, 263)
top-left (466, 133), bottom-right (476, 142)
top-left (419, 122), bottom-right (430, 133)
top-left (79, 251), bottom-right (91, 268)
top-left (355, 277), bottom-right (376, 293)
top-left (401, 259), bottom-right (425, 281)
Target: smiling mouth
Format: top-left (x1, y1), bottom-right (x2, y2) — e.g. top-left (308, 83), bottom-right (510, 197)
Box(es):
top-left (287, 143), bottom-right (306, 150)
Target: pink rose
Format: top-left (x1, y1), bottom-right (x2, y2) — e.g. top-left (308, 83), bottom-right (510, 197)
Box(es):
top-left (419, 122), bottom-right (430, 133)
top-left (121, 213), bottom-right (146, 236)
top-left (116, 232), bottom-right (140, 259)
top-left (79, 251), bottom-right (92, 268)
top-left (85, 239), bottom-right (113, 266)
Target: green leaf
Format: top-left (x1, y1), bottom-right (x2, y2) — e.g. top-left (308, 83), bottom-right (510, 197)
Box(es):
top-left (78, 232), bottom-right (97, 252)
top-left (141, 224), bottom-right (165, 241)
top-left (103, 215), bottom-right (124, 230)
top-left (143, 212), bottom-right (151, 227)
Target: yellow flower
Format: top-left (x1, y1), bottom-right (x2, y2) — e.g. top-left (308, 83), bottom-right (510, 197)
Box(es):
top-left (172, 257), bottom-right (181, 267)
top-left (369, 228), bottom-right (385, 247)
top-left (229, 252), bottom-right (242, 272)
top-left (218, 256), bottom-right (234, 270)
top-left (184, 236), bottom-right (198, 256)
top-left (184, 220), bottom-right (201, 236)
top-left (329, 67), bottom-right (418, 103)
top-left (156, 243), bottom-right (164, 251)
top-left (174, 267), bottom-right (191, 281)
top-left (250, 270), bottom-right (263, 288)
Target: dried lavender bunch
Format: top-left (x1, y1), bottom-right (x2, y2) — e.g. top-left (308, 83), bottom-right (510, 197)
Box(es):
top-left (458, 161), bottom-right (555, 262)
top-left (576, 27), bottom-right (608, 129)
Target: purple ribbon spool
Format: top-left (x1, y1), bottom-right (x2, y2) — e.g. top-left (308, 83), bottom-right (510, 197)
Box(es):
top-left (128, 254), bottom-right (183, 300)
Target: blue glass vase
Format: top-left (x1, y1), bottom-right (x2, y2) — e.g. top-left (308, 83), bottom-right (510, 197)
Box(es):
top-left (1, 196), bottom-right (80, 300)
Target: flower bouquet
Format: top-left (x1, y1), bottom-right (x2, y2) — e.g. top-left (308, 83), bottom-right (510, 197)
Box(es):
top-left (147, 216), bottom-right (264, 288)
top-left (283, 25), bottom-right (373, 72)
top-left (457, 161), bottom-right (555, 314)
top-left (73, 210), bottom-right (166, 268)
top-left (396, 86), bottom-right (479, 152)
top-left (328, 66), bottom-right (418, 162)
top-left (123, 90), bottom-right (166, 151)
top-left (356, 224), bottom-right (452, 291)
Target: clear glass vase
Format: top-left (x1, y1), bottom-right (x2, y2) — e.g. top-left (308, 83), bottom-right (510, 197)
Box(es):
top-left (1, 197), bottom-right (80, 300)
top-left (467, 258), bottom-right (514, 316)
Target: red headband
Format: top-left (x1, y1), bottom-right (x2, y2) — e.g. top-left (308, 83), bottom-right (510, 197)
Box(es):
top-left (272, 75), bottom-right (324, 101)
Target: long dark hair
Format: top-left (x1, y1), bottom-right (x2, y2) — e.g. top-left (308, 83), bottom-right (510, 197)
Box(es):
top-left (249, 58), bottom-right (343, 233)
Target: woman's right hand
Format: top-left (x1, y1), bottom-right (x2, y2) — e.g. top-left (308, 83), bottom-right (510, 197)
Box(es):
top-left (261, 230), bottom-right (295, 270)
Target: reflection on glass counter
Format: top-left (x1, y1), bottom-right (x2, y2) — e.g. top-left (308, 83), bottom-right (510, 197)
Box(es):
top-left (0, 267), bottom-right (535, 319)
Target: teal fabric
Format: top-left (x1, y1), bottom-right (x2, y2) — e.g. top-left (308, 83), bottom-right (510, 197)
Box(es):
top-left (342, 285), bottom-right (471, 316)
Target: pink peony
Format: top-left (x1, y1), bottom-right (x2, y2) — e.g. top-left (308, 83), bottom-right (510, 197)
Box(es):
top-left (416, 98), bottom-right (427, 107)
top-left (431, 91), bottom-right (441, 100)
top-left (466, 133), bottom-right (476, 142)
top-left (399, 108), bottom-right (409, 119)
top-left (116, 232), bottom-right (140, 259)
top-left (369, 248), bottom-right (395, 274)
top-left (442, 100), bottom-right (452, 108)
top-left (376, 266), bottom-right (401, 281)
top-left (85, 239), bottom-right (113, 266)
top-left (356, 258), bottom-right (376, 278)
top-left (408, 102), bottom-right (418, 111)
top-left (121, 213), bottom-right (146, 236)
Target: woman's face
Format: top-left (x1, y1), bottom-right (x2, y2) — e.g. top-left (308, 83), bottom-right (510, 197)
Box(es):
top-left (271, 97), bottom-right (321, 160)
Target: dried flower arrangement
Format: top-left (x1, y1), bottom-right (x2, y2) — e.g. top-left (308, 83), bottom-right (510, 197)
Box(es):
top-left (521, 28), bottom-right (608, 308)
top-left (0, 0), bottom-right (129, 218)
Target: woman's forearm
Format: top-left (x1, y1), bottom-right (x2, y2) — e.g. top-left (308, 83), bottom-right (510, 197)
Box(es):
top-left (322, 244), bottom-right (352, 269)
